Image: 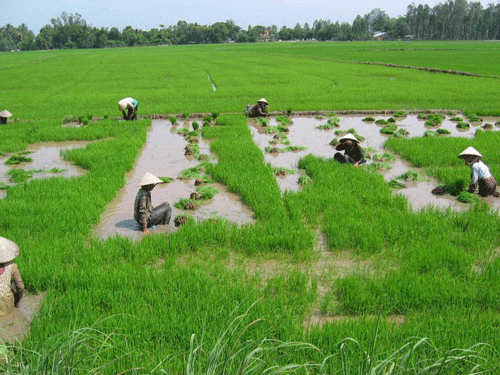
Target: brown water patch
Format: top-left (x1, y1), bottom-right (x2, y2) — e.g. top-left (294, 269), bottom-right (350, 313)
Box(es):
top-left (94, 120), bottom-right (254, 241)
top-left (304, 314), bottom-right (405, 329)
top-left (0, 292), bottom-right (46, 344)
top-left (0, 141), bottom-right (95, 187)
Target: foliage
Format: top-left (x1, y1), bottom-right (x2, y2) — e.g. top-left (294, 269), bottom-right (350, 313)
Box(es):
top-left (5, 155), bottom-right (33, 165)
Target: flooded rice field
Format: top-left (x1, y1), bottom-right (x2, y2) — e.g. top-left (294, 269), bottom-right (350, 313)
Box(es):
top-left (0, 141), bottom-right (93, 199)
top-left (93, 120), bottom-right (254, 240)
top-left (249, 114), bottom-right (500, 212)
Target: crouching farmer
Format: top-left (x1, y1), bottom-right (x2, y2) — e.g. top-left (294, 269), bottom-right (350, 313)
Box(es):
top-left (118, 97), bottom-right (138, 120)
top-left (334, 133), bottom-right (366, 167)
top-left (458, 147), bottom-right (499, 197)
top-left (134, 172), bottom-right (172, 234)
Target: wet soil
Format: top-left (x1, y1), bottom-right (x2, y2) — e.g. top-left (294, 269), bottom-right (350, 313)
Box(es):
top-left (249, 114), bottom-right (500, 212)
top-left (94, 120), bottom-right (254, 241)
top-left (0, 293), bottom-right (46, 344)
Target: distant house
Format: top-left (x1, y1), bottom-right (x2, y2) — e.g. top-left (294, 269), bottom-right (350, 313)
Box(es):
top-left (404, 35), bottom-right (415, 41)
top-left (373, 32), bottom-right (387, 40)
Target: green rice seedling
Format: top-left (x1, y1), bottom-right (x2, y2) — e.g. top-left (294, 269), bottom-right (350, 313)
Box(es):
top-left (169, 115), bottom-right (178, 125)
top-left (424, 130), bottom-right (437, 137)
top-left (436, 128), bottom-right (451, 134)
top-left (417, 113), bottom-right (428, 119)
top-left (298, 174), bottom-right (311, 186)
top-left (315, 115), bottom-right (328, 120)
top-left (6, 169), bottom-right (32, 183)
top-left (175, 198), bottom-right (200, 210)
top-left (393, 110), bottom-right (408, 118)
top-left (457, 191), bottom-right (477, 203)
top-left (159, 177), bottom-right (174, 183)
top-left (457, 122), bottom-right (470, 129)
top-left (275, 115), bottom-right (292, 125)
top-left (372, 153), bottom-right (396, 162)
top-left (81, 118), bottom-right (89, 126)
top-left (182, 113), bottom-right (190, 119)
top-left (256, 117), bottom-right (270, 127)
top-left (192, 121), bottom-right (200, 131)
top-left (276, 125), bottom-right (290, 133)
top-left (174, 213), bottom-right (190, 226)
top-left (467, 113), bottom-right (482, 123)
top-left (286, 108), bottom-right (292, 116)
top-left (388, 179), bottom-right (406, 188)
top-left (48, 167), bottom-right (68, 173)
top-left (203, 115), bottom-right (212, 127)
top-left (0, 182), bottom-right (9, 190)
top-left (176, 128), bottom-right (190, 136)
top-left (179, 165), bottom-right (207, 180)
top-left (380, 124), bottom-right (397, 134)
top-left (5, 155), bottom-right (33, 165)
top-left (450, 116), bottom-right (463, 122)
top-left (317, 116), bottom-right (340, 130)
top-left (395, 170), bottom-right (426, 181)
top-left (366, 162), bottom-right (391, 171)
top-left (273, 167), bottom-right (294, 176)
top-left (211, 112), bottom-right (219, 119)
top-left (425, 114), bottom-right (444, 127)
top-left (362, 116), bottom-right (375, 122)
top-left (283, 145), bottom-right (307, 152)
top-left (329, 137), bottom-right (339, 146)
top-left (375, 119), bottom-right (389, 125)
top-left (387, 117), bottom-right (397, 123)
top-left (62, 115), bottom-right (75, 124)
top-left (196, 185), bottom-right (219, 200)
top-left (265, 146), bottom-right (280, 153)
top-left (392, 128), bottom-right (409, 138)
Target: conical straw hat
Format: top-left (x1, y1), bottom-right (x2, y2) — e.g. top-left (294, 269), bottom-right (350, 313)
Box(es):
top-left (339, 133), bottom-right (359, 143)
top-left (257, 98), bottom-right (268, 104)
top-left (458, 147), bottom-right (482, 159)
top-left (0, 110), bottom-right (12, 118)
top-left (0, 236), bottom-right (20, 263)
top-left (139, 172), bottom-right (163, 186)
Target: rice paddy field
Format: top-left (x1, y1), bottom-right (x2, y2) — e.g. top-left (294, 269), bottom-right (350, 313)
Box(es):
top-left (1, 41), bottom-right (500, 373)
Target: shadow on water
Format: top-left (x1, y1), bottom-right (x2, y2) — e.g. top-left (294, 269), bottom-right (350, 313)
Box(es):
top-left (249, 114), bottom-right (500, 212)
top-left (93, 120), bottom-right (255, 241)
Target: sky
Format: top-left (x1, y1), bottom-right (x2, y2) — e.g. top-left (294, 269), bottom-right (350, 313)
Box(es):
top-left (1, 0), bottom-right (497, 34)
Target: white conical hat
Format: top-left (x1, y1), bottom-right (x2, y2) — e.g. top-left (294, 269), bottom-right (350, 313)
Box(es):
top-left (139, 172), bottom-right (163, 186)
top-left (458, 147), bottom-right (482, 159)
top-left (339, 133), bottom-right (359, 143)
top-left (257, 98), bottom-right (268, 104)
top-left (0, 236), bottom-right (20, 263)
top-left (0, 110), bottom-right (12, 118)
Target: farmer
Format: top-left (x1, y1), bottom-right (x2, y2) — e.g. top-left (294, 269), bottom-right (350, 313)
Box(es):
top-left (0, 110), bottom-right (12, 124)
top-left (134, 172), bottom-right (172, 234)
top-left (458, 147), bottom-right (499, 197)
top-left (334, 133), bottom-right (366, 167)
top-left (118, 97), bottom-right (138, 120)
top-left (0, 236), bottom-right (24, 316)
top-left (248, 98), bottom-right (269, 118)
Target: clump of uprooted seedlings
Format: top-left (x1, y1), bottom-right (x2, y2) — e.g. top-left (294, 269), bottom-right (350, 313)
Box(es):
top-left (380, 124), bottom-right (398, 135)
top-left (174, 185), bottom-right (219, 210)
top-left (265, 145), bottom-right (307, 154)
top-left (456, 121), bottom-right (470, 129)
top-left (178, 164), bottom-right (213, 183)
top-left (268, 133), bottom-right (291, 146)
top-left (5, 152), bottom-right (33, 165)
top-left (273, 167), bottom-right (295, 177)
top-left (392, 128), bottom-right (409, 138)
top-left (424, 114), bottom-right (445, 127)
top-left (316, 114), bottom-right (340, 130)
top-left (395, 170), bottom-right (426, 182)
top-left (393, 110), bottom-right (408, 118)
top-left (298, 174), bottom-right (312, 186)
top-left (174, 213), bottom-right (191, 227)
top-left (372, 153), bottom-right (396, 162)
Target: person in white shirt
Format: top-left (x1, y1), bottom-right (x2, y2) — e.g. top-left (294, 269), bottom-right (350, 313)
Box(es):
top-left (118, 97), bottom-right (138, 120)
top-left (458, 147), bottom-right (499, 197)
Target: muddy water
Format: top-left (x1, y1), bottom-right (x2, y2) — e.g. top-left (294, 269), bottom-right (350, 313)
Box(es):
top-left (249, 114), bottom-right (500, 211)
top-left (0, 141), bottom-right (93, 197)
top-left (0, 292), bottom-right (46, 344)
top-left (94, 120), bottom-right (254, 241)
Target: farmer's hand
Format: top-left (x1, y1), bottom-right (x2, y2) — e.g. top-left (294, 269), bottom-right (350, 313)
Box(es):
top-left (144, 228), bottom-right (150, 235)
top-left (353, 162), bottom-right (359, 167)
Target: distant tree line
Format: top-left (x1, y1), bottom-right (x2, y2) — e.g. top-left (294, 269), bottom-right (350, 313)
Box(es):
top-left (1, 0), bottom-right (500, 52)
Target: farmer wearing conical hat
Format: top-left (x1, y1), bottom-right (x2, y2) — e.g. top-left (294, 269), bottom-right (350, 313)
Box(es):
top-left (334, 133), bottom-right (366, 167)
top-left (248, 98), bottom-right (269, 118)
top-left (0, 110), bottom-right (12, 124)
top-left (0, 236), bottom-right (24, 316)
top-left (458, 147), bottom-right (499, 197)
top-left (134, 172), bottom-right (172, 234)
top-left (118, 97), bottom-right (138, 120)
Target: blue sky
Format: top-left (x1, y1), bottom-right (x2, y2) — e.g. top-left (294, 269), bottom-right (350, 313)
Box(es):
top-left (1, 0), bottom-right (496, 34)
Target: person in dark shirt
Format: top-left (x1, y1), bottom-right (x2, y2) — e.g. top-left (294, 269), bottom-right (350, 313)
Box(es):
top-left (248, 98), bottom-right (269, 118)
top-left (334, 133), bottom-right (366, 167)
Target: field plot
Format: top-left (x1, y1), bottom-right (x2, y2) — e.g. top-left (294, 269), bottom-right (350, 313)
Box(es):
top-left (1, 42), bottom-right (500, 373)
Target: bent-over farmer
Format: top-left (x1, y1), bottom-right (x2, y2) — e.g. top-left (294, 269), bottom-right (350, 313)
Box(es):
top-left (248, 98), bottom-right (269, 118)
top-left (458, 146), bottom-right (499, 197)
top-left (134, 172), bottom-right (172, 234)
top-left (0, 236), bottom-right (24, 316)
top-left (0, 110), bottom-right (12, 124)
top-left (118, 97), bottom-right (138, 120)
top-left (334, 133), bottom-right (366, 167)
